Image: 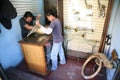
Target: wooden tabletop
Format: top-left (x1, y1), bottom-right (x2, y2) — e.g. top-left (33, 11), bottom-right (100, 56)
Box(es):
top-left (19, 33), bottom-right (51, 46)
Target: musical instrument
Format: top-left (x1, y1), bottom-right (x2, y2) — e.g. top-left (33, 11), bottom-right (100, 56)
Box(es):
top-left (81, 49), bottom-right (118, 79)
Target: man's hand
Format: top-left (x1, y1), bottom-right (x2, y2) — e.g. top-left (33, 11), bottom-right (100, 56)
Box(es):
top-left (36, 14), bottom-right (41, 20)
top-left (35, 20), bottom-right (42, 28)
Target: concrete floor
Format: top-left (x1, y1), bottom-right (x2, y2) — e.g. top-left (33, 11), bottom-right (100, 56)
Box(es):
top-left (6, 58), bottom-right (106, 80)
top-left (44, 58), bottom-right (106, 80)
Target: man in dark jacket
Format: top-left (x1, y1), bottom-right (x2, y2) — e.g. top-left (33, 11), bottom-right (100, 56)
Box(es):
top-left (19, 11), bottom-right (35, 38)
top-left (19, 11), bottom-right (41, 38)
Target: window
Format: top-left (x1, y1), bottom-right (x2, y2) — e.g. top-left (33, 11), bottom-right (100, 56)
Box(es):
top-left (10, 0), bottom-right (39, 15)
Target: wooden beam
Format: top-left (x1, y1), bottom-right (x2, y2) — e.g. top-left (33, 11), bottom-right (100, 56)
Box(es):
top-left (99, 0), bottom-right (114, 52)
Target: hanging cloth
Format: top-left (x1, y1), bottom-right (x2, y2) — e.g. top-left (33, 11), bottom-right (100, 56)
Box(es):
top-left (0, 0), bottom-right (17, 29)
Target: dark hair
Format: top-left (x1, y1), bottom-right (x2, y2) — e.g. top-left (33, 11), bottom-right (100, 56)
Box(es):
top-left (46, 9), bottom-right (57, 18)
top-left (23, 11), bottom-right (33, 18)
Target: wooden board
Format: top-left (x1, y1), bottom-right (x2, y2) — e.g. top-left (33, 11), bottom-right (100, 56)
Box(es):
top-left (20, 43), bottom-right (49, 76)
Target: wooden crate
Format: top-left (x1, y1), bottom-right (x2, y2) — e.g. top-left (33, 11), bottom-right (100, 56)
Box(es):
top-left (20, 42), bottom-right (49, 76)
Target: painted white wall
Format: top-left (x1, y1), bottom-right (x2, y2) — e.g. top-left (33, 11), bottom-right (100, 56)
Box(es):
top-left (0, 0), bottom-right (45, 69)
top-left (107, 0), bottom-right (120, 80)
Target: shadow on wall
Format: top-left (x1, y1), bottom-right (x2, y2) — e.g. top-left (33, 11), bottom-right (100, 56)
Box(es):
top-left (0, 16), bottom-right (23, 69)
top-left (0, 0), bottom-right (45, 69)
top-left (0, 0), bottom-right (23, 69)
top-left (0, 0), bottom-right (17, 29)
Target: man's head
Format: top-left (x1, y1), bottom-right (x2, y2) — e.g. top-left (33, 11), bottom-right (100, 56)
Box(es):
top-left (24, 11), bottom-right (33, 23)
top-left (46, 9), bottom-right (57, 22)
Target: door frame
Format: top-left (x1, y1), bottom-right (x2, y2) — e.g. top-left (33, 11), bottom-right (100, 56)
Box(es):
top-left (98, 0), bottom-right (114, 52)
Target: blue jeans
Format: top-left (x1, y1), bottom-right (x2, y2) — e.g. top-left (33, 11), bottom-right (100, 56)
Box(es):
top-left (51, 41), bottom-right (66, 71)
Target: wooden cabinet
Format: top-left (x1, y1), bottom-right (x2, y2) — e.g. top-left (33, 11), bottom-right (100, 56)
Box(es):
top-left (19, 34), bottom-right (50, 75)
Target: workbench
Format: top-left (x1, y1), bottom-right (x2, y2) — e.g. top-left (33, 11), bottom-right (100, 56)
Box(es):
top-left (19, 33), bottom-right (51, 75)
